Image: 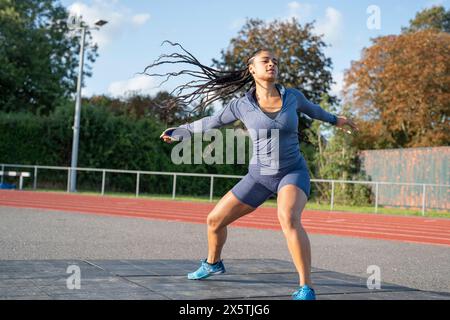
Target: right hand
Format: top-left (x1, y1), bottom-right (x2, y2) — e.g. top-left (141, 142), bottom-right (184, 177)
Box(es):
top-left (159, 127), bottom-right (178, 144)
top-left (335, 116), bottom-right (359, 135)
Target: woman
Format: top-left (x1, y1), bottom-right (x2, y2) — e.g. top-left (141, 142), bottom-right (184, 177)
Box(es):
top-left (156, 44), bottom-right (358, 300)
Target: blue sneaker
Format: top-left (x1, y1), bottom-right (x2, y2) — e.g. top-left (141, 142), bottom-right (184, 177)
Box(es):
top-left (187, 259), bottom-right (226, 280)
top-left (292, 285), bottom-right (316, 300)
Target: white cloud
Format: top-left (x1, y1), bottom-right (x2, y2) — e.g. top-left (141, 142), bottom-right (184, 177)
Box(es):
top-left (132, 14), bottom-right (151, 26)
top-left (330, 71), bottom-right (344, 98)
top-left (231, 2), bottom-right (342, 43)
top-left (108, 75), bottom-right (158, 97)
top-left (67, 1), bottom-right (150, 47)
top-left (282, 3), bottom-right (343, 47)
top-left (315, 7), bottom-right (344, 47)
top-left (286, 1), bottom-right (314, 22)
top-left (81, 87), bottom-right (93, 98)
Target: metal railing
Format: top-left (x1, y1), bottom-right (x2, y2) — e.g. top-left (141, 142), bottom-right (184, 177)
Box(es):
top-left (1, 163), bottom-right (448, 216)
top-left (0, 171), bottom-right (30, 190)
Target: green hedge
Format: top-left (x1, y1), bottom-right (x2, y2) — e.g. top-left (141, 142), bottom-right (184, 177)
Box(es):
top-left (0, 102), bottom-right (250, 196)
top-left (0, 102), bottom-right (372, 204)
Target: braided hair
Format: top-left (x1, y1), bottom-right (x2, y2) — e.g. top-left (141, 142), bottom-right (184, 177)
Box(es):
top-left (142, 40), bottom-right (271, 115)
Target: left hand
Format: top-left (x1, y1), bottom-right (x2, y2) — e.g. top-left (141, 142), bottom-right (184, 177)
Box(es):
top-left (335, 116), bottom-right (359, 135)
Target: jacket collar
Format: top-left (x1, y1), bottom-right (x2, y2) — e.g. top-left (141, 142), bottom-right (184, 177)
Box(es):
top-left (245, 83), bottom-right (286, 106)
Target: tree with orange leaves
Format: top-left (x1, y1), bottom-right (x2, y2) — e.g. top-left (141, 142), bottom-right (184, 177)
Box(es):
top-left (343, 30), bottom-right (449, 149)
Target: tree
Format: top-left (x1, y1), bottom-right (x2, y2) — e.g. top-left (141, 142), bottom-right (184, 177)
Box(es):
top-left (402, 5), bottom-right (450, 33)
top-left (298, 95), bottom-right (371, 204)
top-left (0, 0), bottom-right (98, 114)
top-left (212, 18), bottom-right (336, 105)
top-left (308, 102), bottom-right (372, 205)
top-left (343, 30), bottom-right (450, 148)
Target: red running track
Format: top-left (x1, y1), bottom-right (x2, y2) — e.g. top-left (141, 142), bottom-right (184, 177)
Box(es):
top-left (1, 190), bottom-right (449, 247)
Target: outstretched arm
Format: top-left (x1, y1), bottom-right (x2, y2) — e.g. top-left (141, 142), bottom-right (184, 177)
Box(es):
top-left (293, 89), bottom-right (338, 125)
top-left (292, 89), bottom-right (359, 135)
top-left (160, 98), bottom-right (240, 142)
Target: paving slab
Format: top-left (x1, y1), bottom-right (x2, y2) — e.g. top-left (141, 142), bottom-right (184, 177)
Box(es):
top-left (1, 259), bottom-right (449, 300)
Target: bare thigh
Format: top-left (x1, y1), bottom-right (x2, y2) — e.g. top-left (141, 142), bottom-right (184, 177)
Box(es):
top-left (277, 184), bottom-right (308, 222)
top-left (207, 190), bottom-right (257, 229)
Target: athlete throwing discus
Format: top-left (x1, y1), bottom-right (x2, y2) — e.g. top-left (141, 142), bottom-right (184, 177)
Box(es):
top-left (153, 43), bottom-right (358, 300)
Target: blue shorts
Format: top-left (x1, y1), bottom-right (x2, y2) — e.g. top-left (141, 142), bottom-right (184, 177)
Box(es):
top-left (231, 157), bottom-right (311, 208)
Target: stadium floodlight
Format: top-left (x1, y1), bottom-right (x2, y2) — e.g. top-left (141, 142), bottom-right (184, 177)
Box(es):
top-left (68, 16), bottom-right (108, 193)
top-left (95, 20), bottom-right (108, 27)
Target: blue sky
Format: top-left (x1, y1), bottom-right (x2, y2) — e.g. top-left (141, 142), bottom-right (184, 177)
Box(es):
top-left (60, 0), bottom-right (449, 101)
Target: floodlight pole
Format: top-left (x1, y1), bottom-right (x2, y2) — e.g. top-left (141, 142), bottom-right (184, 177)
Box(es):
top-left (69, 19), bottom-right (107, 193)
top-left (69, 25), bottom-right (87, 193)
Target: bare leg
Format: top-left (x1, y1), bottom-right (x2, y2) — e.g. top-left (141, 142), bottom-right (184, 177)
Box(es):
top-left (277, 185), bottom-right (312, 287)
top-left (206, 190), bottom-right (256, 264)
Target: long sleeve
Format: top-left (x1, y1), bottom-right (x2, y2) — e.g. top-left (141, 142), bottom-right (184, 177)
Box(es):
top-left (293, 89), bottom-right (338, 125)
top-left (171, 98), bottom-right (240, 141)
